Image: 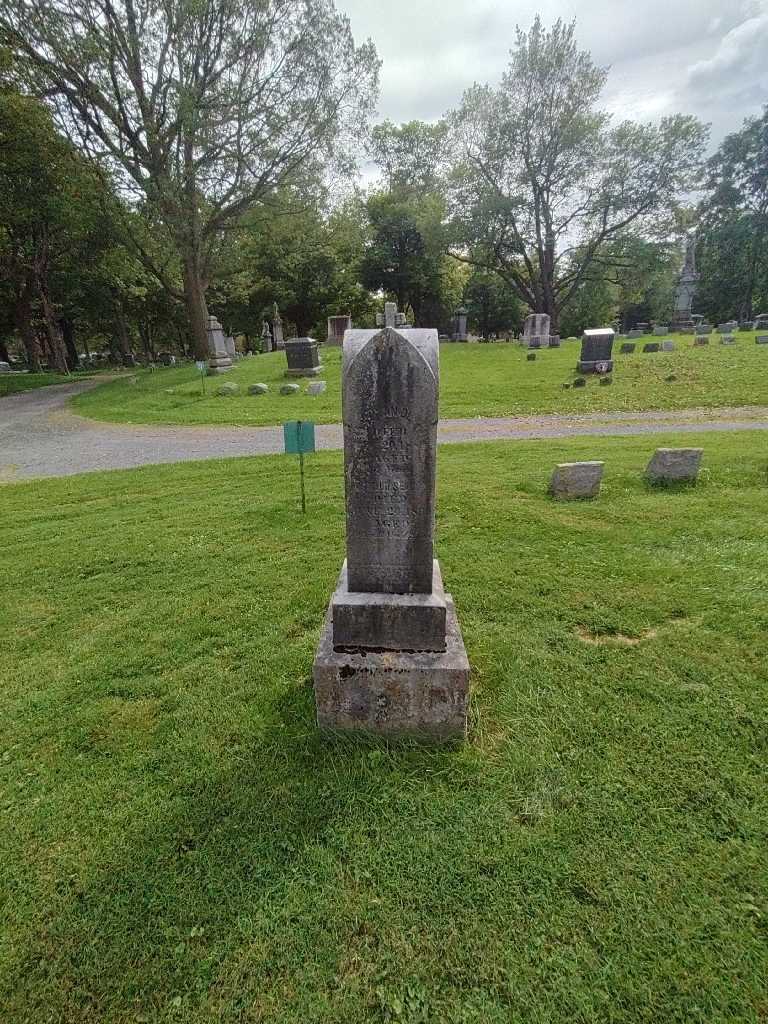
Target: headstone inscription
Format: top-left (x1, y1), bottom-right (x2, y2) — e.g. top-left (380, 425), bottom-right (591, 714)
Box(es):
top-left (206, 315), bottom-right (233, 374)
top-left (327, 315), bottom-right (352, 346)
top-left (284, 337), bottom-right (322, 377)
top-left (312, 325), bottom-right (470, 738)
top-left (578, 328), bottom-right (614, 373)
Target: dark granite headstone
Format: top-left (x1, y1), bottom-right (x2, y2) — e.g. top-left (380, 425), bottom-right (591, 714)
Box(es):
top-left (285, 337), bottom-right (322, 377)
top-left (619, 342), bottom-right (636, 354)
top-left (578, 329), bottom-right (614, 373)
top-left (642, 342), bottom-right (660, 353)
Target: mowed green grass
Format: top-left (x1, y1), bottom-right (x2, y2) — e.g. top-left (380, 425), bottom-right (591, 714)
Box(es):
top-left (71, 332), bottom-right (768, 427)
top-left (1, 433), bottom-right (767, 1022)
top-left (0, 371), bottom-right (81, 397)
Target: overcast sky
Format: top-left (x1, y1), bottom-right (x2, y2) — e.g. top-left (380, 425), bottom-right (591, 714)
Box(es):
top-left (339, 0), bottom-right (768, 150)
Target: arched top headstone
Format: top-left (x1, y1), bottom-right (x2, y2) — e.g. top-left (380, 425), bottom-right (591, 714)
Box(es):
top-left (342, 327), bottom-right (439, 594)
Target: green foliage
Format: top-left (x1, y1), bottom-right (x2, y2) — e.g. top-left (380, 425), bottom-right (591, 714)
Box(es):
top-left (1, 432), bottom-right (767, 1020)
top-left (463, 270), bottom-right (522, 338)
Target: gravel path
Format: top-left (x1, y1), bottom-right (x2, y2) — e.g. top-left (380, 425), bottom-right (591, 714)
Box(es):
top-left (2, 378), bottom-right (768, 482)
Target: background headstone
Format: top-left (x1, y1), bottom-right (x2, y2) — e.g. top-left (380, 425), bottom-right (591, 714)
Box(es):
top-left (326, 315), bottom-right (352, 346)
top-left (646, 448), bottom-right (703, 484)
top-left (285, 337), bottom-right (322, 377)
top-left (549, 461), bottom-right (604, 500)
top-left (206, 316), bottom-right (233, 374)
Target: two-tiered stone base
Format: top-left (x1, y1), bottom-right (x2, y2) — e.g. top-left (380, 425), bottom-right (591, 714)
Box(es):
top-left (207, 355), bottom-right (233, 374)
top-left (313, 561), bottom-right (470, 739)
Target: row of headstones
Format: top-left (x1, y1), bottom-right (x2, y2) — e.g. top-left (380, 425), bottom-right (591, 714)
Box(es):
top-left (625, 320), bottom-right (757, 339)
top-left (620, 336), bottom-right (768, 353)
top-left (550, 449), bottom-right (704, 499)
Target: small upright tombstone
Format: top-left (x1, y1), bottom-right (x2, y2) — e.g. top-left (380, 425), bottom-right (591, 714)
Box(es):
top-left (694, 336), bottom-right (710, 347)
top-left (646, 448), bottom-right (703, 485)
top-left (756, 336), bottom-right (768, 345)
top-left (578, 328), bottom-right (614, 373)
top-left (327, 315), bottom-right (352, 346)
top-left (549, 462), bottom-right (604, 500)
top-left (642, 342), bottom-right (660, 353)
top-left (523, 313), bottom-right (550, 348)
top-left (206, 316), bottom-right (233, 374)
top-left (452, 306), bottom-right (469, 342)
top-left (654, 325), bottom-right (669, 336)
top-left (753, 313), bottom-right (768, 330)
top-left (660, 340), bottom-right (675, 352)
top-left (284, 337), bottom-right (322, 377)
top-left (720, 335), bottom-right (736, 345)
top-left (620, 342), bottom-right (636, 354)
top-left (312, 323), bottom-right (470, 738)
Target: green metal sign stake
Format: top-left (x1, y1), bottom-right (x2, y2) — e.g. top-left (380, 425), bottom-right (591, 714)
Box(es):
top-left (283, 419), bottom-right (316, 514)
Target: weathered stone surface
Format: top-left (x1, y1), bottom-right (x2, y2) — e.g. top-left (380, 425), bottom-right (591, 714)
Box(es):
top-left (578, 328), bottom-right (614, 373)
top-left (342, 327), bottom-right (438, 595)
top-left (280, 383), bottom-right (300, 395)
top-left (523, 313), bottom-right (550, 347)
top-left (548, 334), bottom-right (561, 347)
top-left (0, 361), bottom-right (11, 372)
top-left (313, 596), bottom-right (469, 739)
top-left (549, 461), bottom-right (604, 499)
top-left (694, 337), bottom-right (710, 347)
top-left (285, 337), bottom-right (322, 377)
top-left (307, 380), bottom-right (327, 395)
top-left (628, 329), bottom-right (644, 339)
top-left (646, 447), bottom-right (703, 484)
top-left (756, 335), bottom-right (768, 345)
top-left (376, 301), bottom-right (408, 329)
top-left (206, 315), bottom-right (233, 374)
top-left (653, 325), bottom-right (669, 336)
top-left (660, 340), bottom-right (675, 351)
top-left (248, 383), bottom-right (269, 395)
top-left (642, 342), bottom-right (660, 353)
top-left (217, 382), bottom-right (238, 396)
top-left (720, 335), bottom-right (736, 345)
top-left (451, 307), bottom-right (468, 341)
top-left (619, 342), bottom-right (636, 354)
top-left (754, 313), bottom-right (768, 330)
top-left (332, 560), bottom-right (447, 651)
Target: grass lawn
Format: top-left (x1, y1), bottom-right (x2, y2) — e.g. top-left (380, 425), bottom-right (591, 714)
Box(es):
top-left (1, 432), bottom-right (767, 1022)
top-left (71, 332), bottom-right (768, 427)
top-left (0, 371), bottom-right (85, 397)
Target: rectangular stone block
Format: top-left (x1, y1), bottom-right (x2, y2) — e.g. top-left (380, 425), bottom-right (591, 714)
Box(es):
top-left (642, 342), bottom-right (660, 353)
top-left (313, 597), bottom-right (469, 739)
top-left (619, 342), bottom-right (636, 354)
top-left (694, 337), bottom-right (710, 347)
top-left (285, 337), bottom-right (321, 376)
top-left (332, 561), bottom-right (447, 651)
top-left (549, 461), bottom-right (604, 499)
top-left (646, 447), bottom-right (703, 484)
top-left (660, 340), bottom-right (675, 351)
top-left (756, 336), bottom-right (768, 345)
top-left (578, 328), bottom-right (614, 374)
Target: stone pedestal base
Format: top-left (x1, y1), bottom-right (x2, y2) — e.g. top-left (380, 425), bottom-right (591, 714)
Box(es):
top-left (313, 592), bottom-right (470, 739)
top-left (332, 560), bottom-right (447, 651)
top-left (207, 355), bottom-right (233, 374)
top-left (285, 365), bottom-right (323, 377)
top-left (577, 359), bottom-right (613, 374)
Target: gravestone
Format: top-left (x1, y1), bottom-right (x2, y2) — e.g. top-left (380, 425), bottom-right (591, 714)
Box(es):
top-left (720, 335), bottom-right (736, 345)
top-left (206, 316), bottom-right (233, 374)
top-left (548, 334), bottom-right (561, 348)
top-left (285, 337), bottom-right (322, 377)
top-left (452, 306), bottom-right (468, 342)
top-left (248, 383), bottom-right (269, 395)
top-left (698, 324), bottom-right (713, 334)
top-left (527, 352), bottom-right (537, 361)
top-left (327, 315), bottom-right (352, 346)
top-left (619, 342), bottom-right (636, 354)
top-left (225, 335), bottom-right (237, 360)
top-left (693, 337), bottom-right (710, 347)
top-left (653, 325), bottom-right (669, 336)
top-left (0, 361), bottom-right (10, 372)
top-left (549, 462), bottom-right (604, 500)
top-left (642, 342), bottom-right (660, 353)
top-left (637, 322), bottom-right (651, 334)
top-left (578, 328), bottom-right (614, 373)
top-left (376, 301), bottom-right (408, 329)
top-left (313, 325), bottom-right (470, 738)
top-left (261, 320), bottom-right (273, 353)
top-left (307, 380), bottom-right (327, 395)
top-left (660, 340), bottom-right (675, 352)
top-left (217, 381), bottom-right (238, 396)
top-left (272, 304), bottom-right (285, 350)
top-left (756, 336), bottom-right (768, 344)
top-left (523, 312), bottom-right (550, 348)
top-left (646, 448), bottom-right (703, 484)
top-left (739, 321), bottom-right (754, 331)
top-left (753, 313), bottom-right (768, 330)
top-left (628, 329), bottom-right (644, 339)
top-left (280, 382), bottom-right (300, 395)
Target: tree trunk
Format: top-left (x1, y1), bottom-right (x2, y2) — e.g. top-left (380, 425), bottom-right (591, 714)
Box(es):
top-left (114, 301), bottom-right (136, 366)
top-left (0, 336), bottom-right (9, 363)
top-left (182, 252), bottom-right (209, 360)
top-left (14, 274), bottom-right (41, 372)
top-left (60, 318), bottom-right (79, 369)
top-left (38, 282), bottom-right (68, 373)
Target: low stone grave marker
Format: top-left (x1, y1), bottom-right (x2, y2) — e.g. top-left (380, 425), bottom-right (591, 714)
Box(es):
top-left (619, 342), bottom-right (636, 354)
top-left (694, 337), bottom-right (710, 347)
top-left (653, 326), bottom-right (669, 336)
top-left (527, 352), bottom-right (537, 361)
top-left (549, 461), bottom-right (604, 499)
top-left (285, 337), bottom-right (322, 377)
top-left (756, 336), bottom-right (768, 345)
top-left (248, 383), bottom-right (269, 395)
top-left (646, 448), bottom-right (703, 484)
top-left (720, 335), bottom-right (736, 345)
top-left (660, 340), bottom-right (675, 351)
top-left (307, 380), bottom-right (327, 395)
top-left (642, 342), bottom-right (660, 353)
top-left (280, 383), bottom-right (300, 395)
top-left (217, 381), bottom-right (238, 396)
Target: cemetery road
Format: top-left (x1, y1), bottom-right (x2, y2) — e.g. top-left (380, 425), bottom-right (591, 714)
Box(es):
top-left (2, 377), bottom-right (768, 482)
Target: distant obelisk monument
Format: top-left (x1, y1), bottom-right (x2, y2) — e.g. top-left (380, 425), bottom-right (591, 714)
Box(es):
top-left (671, 232), bottom-right (699, 330)
top-left (312, 303), bottom-right (470, 738)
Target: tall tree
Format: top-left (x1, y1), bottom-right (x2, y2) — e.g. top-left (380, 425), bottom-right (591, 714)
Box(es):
top-left (698, 106), bottom-right (768, 321)
top-left (0, 0), bottom-right (378, 357)
top-left (367, 119), bottom-right (448, 196)
top-left (448, 17), bottom-right (706, 331)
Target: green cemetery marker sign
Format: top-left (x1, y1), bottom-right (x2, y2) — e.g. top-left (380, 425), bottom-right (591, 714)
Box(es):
top-left (283, 420), bottom-right (316, 513)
